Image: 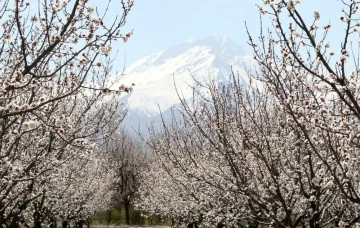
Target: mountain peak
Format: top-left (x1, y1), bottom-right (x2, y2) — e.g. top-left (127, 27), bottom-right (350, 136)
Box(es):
top-left (168, 35), bottom-right (243, 58)
top-left (190, 35), bottom-right (240, 50)
top-left (191, 35), bottom-right (244, 61)
top-left (116, 36), bottom-right (249, 135)
top-left (128, 35), bottom-right (243, 70)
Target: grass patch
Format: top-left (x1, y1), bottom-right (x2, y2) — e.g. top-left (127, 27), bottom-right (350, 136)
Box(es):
top-left (91, 208), bottom-right (170, 226)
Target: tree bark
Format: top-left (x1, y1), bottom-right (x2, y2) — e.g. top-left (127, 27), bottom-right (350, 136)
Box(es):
top-left (49, 217), bottom-right (57, 228)
top-left (249, 221), bottom-right (258, 228)
top-left (124, 199), bottom-right (130, 225)
top-left (62, 220), bottom-right (69, 228)
top-left (9, 216), bottom-right (20, 228)
top-left (75, 220), bottom-right (84, 228)
top-left (33, 211), bottom-right (42, 228)
top-left (106, 210), bottom-right (112, 225)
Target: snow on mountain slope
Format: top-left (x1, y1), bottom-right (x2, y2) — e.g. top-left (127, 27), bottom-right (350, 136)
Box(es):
top-left (113, 35), bottom-right (251, 134)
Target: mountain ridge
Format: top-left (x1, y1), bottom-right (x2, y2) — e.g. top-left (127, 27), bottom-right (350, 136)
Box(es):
top-left (115, 35), bottom-right (250, 136)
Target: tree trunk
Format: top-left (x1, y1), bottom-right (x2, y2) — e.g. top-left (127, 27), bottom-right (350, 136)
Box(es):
top-left (85, 219), bottom-right (91, 228)
top-left (75, 220), bottom-right (84, 228)
top-left (62, 220), bottom-right (69, 228)
top-left (302, 221), bottom-right (307, 228)
top-left (34, 220), bottom-right (42, 228)
top-left (33, 211), bottom-right (42, 228)
top-left (9, 216), bottom-right (20, 228)
top-left (124, 199), bottom-right (130, 225)
top-left (187, 223), bottom-right (199, 228)
top-left (334, 217), bottom-right (340, 228)
top-left (106, 210), bottom-right (112, 225)
top-left (49, 217), bottom-right (57, 228)
top-left (249, 220), bottom-right (258, 228)
top-left (309, 211), bottom-right (320, 228)
top-left (309, 218), bottom-right (320, 228)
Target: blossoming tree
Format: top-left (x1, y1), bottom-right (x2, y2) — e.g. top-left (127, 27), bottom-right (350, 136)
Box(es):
top-left (105, 131), bottom-right (147, 225)
top-left (137, 1), bottom-right (359, 227)
top-left (249, 0), bottom-right (359, 221)
top-left (0, 0), bottom-right (134, 226)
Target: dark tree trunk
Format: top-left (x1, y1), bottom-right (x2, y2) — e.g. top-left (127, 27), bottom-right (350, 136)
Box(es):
top-left (124, 199), bottom-right (130, 225)
top-left (249, 220), bottom-right (258, 228)
top-left (33, 211), bottom-right (42, 228)
top-left (106, 210), bottom-right (112, 225)
top-left (187, 222), bottom-right (198, 228)
top-left (49, 217), bottom-right (57, 228)
top-left (272, 222), bottom-right (284, 228)
top-left (309, 211), bottom-right (320, 228)
top-left (84, 219), bottom-right (91, 228)
top-left (334, 217), bottom-right (340, 228)
top-left (75, 220), bottom-right (84, 228)
top-left (9, 216), bottom-right (20, 228)
top-left (34, 220), bottom-right (42, 228)
top-left (309, 220), bottom-right (320, 228)
top-left (302, 221), bottom-right (307, 228)
top-left (62, 220), bottom-right (69, 228)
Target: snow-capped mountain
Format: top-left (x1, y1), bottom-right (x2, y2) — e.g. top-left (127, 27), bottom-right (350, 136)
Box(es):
top-left (114, 35), bottom-right (250, 136)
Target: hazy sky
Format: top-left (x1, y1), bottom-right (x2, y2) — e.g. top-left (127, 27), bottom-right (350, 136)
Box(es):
top-left (100, 0), bottom-right (346, 69)
top-left (111, 0), bottom-right (256, 66)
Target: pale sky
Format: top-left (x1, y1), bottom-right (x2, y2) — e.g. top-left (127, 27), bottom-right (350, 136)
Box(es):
top-left (99, 0), bottom-right (347, 70)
